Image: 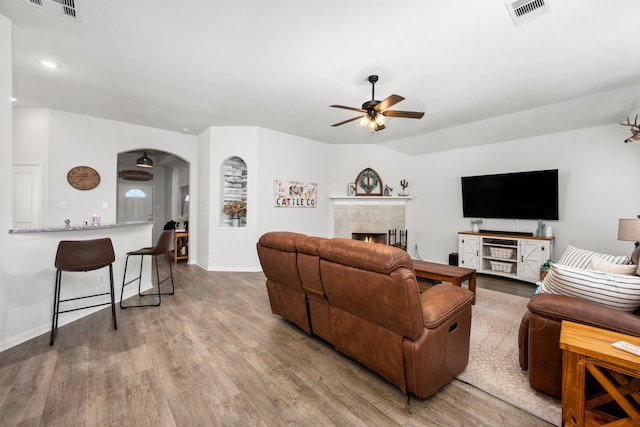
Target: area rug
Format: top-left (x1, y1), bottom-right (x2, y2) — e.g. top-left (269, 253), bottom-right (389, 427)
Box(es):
top-left (456, 287), bottom-right (562, 426)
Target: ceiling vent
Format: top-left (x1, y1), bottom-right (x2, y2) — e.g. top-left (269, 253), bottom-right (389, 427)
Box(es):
top-left (24, 0), bottom-right (80, 22)
top-left (506, 0), bottom-right (550, 26)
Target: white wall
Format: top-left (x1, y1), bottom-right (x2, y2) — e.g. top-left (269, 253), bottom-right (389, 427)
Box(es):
top-left (0, 14), bottom-right (14, 348)
top-left (3, 106), bottom-right (200, 351)
top-left (198, 127), bottom-right (331, 271)
top-left (328, 144), bottom-right (415, 197)
top-left (196, 128), bottom-right (211, 268)
top-left (408, 124), bottom-right (640, 264)
top-left (256, 128), bottom-right (330, 238)
top-left (203, 127), bottom-right (259, 271)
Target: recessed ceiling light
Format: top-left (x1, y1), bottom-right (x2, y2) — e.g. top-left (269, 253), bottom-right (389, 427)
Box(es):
top-left (11, 97), bottom-right (17, 102)
top-left (182, 128), bottom-right (190, 133)
top-left (37, 58), bottom-right (61, 69)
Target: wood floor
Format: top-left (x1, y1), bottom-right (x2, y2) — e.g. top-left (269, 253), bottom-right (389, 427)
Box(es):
top-left (0, 259), bottom-right (550, 426)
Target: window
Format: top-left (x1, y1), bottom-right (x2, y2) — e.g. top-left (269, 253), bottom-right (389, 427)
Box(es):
top-left (125, 189), bottom-right (147, 198)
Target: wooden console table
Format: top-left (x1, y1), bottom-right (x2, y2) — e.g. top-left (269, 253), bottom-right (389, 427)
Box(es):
top-left (173, 231), bottom-right (188, 264)
top-left (560, 321), bottom-right (640, 426)
top-left (412, 260), bottom-right (476, 304)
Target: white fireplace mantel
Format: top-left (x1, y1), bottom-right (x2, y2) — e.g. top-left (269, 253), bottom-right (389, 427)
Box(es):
top-left (330, 195), bottom-right (412, 206)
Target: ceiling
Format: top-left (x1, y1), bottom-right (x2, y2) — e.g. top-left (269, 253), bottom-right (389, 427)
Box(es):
top-left (2, 0), bottom-right (640, 156)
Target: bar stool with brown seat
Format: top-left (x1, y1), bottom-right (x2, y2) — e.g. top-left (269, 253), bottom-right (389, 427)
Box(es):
top-left (120, 230), bottom-right (174, 308)
top-left (50, 237), bottom-right (117, 345)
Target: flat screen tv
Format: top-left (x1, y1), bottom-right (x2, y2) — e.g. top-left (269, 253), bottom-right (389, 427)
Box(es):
top-left (461, 169), bottom-right (559, 220)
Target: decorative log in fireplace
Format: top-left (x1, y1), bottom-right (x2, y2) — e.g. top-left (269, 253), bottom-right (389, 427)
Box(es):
top-left (352, 233), bottom-right (386, 245)
top-left (351, 229), bottom-right (408, 251)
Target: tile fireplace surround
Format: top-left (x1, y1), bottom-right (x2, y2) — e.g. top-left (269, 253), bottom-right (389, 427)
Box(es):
top-left (331, 196), bottom-right (410, 240)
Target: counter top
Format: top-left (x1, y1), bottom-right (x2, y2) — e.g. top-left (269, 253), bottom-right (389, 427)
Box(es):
top-left (9, 221), bottom-right (151, 234)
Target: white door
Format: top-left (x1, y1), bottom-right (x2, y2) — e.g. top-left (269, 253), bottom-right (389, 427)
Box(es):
top-left (118, 184), bottom-right (154, 223)
top-left (13, 165), bottom-right (42, 229)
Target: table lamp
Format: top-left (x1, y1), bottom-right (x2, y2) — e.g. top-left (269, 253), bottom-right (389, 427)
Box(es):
top-left (617, 218), bottom-right (640, 264)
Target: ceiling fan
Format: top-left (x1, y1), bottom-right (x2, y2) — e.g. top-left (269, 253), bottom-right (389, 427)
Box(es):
top-left (330, 75), bottom-right (425, 132)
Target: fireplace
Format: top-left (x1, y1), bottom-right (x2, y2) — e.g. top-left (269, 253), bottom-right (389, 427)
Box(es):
top-left (332, 197), bottom-right (410, 248)
top-left (352, 232), bottom-right (387, 244)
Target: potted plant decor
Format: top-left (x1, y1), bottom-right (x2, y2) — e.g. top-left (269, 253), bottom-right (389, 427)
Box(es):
top-left (223, 200), bottom-right (246, 226)
top-left (471, 218), bottom-right (483, 233)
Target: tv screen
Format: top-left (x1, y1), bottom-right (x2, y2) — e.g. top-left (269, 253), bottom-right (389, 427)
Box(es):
top-left (461, 169), bottom-right (559, 220)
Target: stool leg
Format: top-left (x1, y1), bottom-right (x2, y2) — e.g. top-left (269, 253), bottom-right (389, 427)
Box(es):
top-left (50, 269), bottom-right (62, 345)
top-left (155, 253), bottom-right (175, 296)
top-left (120, 254), bottom-right (131, 309)
top-left (109, 264), bottom-right (117, 330)
top-left (153, 255), bottom-right (162, 301)
top-left (121, 254), bottom-right (161, 308)
top-left (137, 255), bottom-right (144, 296)
top-left (166, 253), bottom-right (175, 295)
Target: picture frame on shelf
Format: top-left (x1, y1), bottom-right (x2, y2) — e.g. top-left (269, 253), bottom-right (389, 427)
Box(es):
top-left (355, 168), bottom-right (383, 196)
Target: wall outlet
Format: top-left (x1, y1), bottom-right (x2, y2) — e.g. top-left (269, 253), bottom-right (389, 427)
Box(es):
top-left (415, 244), bottom-right (419, 252)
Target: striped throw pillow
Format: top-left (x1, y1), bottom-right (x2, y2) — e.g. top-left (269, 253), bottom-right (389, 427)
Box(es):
top-left (539, 263), bottom-right (640, 312)
top-left (557, 245), bottom-right (630, 269)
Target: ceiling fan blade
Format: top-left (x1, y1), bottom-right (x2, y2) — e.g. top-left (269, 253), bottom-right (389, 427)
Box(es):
top-left (330, 105), bottom-right (366, 113)
top-left (374, 94), bottom-right (404, 112)
top-left (332, 116), bottom-right (364, 127)
top-left (382, 110), bottom-right (425, 119)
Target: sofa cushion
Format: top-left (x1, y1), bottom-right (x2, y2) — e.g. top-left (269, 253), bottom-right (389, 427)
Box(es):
top-left (318, 238), bottom-right (414, 275)
top-left (589, 256), bottom-right (638, 275)
top-left (557, 245), bottom-right (630, 269)
top-left (539, 263), bottom-right (640, 312)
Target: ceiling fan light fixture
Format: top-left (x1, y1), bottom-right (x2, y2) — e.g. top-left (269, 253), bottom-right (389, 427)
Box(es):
top-left (330, 75), bottom-right (424, 131)
top-left (136, 152), bottom-right (154, 168)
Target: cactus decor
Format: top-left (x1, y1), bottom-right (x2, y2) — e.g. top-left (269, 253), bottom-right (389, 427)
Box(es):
top-left (399, 179), bottom-right (409, 196)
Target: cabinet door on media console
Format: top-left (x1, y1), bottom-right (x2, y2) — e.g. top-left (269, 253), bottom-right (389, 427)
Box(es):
top-left (519, 240), bottom-right (550, 282)
top-left (458, 235), bottom-right (480, 269)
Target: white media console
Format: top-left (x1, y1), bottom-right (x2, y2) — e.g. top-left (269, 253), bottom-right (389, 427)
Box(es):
top-left (458, 231), bottom-right (554, 283)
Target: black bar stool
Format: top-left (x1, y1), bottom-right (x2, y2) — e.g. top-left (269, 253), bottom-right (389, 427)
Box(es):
top-left (51, 238), bottom-right (117, 345)
top-left (120, 230), bottom-right (174, 308)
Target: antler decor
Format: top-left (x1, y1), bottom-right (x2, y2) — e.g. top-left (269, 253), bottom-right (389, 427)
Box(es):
top-left (620, 115), bottom-right (640, 144)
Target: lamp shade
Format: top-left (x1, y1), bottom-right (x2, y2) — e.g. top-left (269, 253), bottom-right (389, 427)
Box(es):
top-left (617, 218), bottom-right (640, 241)
top-left (136, 152), bottom-right (153, 168)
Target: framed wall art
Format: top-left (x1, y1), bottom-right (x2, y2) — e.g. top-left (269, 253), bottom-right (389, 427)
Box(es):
top-left (274, 179), bottom-right (317, 208)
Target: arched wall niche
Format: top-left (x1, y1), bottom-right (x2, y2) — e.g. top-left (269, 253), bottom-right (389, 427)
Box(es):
top-left (221, 156), bottom-right (247, 227)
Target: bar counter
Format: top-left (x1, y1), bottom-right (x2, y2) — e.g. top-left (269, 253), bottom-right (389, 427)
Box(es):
top-left (8, 221), bottom-right (149, 234)
top-left (2, 221), bottom-right (153, 351)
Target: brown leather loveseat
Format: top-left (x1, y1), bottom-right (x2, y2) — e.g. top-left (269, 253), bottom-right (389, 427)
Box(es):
top-left (256, 231), bottom-right (475, 398)
top-left (519, 244), bottom-right (640, 398)
top-left (519, 293), bottom-right (640, 398)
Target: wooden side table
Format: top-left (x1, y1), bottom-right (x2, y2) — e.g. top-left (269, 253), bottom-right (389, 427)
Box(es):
top-left (173, 231), bottom-right (188, 264)
top-left (559, 321), bottom-right (640, 426)
top-left (412, 259), bottom-right (476, 304)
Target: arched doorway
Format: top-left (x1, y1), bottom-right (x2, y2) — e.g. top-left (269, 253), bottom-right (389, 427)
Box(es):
top-left (117, 150), bottom-right (189, 244)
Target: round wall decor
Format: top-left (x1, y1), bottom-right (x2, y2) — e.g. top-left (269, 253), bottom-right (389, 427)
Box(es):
top-left (67, 166), bottom-right (100, 190)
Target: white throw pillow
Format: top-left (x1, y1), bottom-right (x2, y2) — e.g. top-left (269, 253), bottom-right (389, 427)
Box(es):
top-left (539, 263), bottom-right (640, 312)
top-left (557, 245), bottom-right (630, 270)
top-left (589, 256), bottom-right (638, 275)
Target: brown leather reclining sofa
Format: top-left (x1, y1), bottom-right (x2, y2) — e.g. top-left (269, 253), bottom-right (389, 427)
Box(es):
top-left (256, 231), bottom-right (475, 398)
